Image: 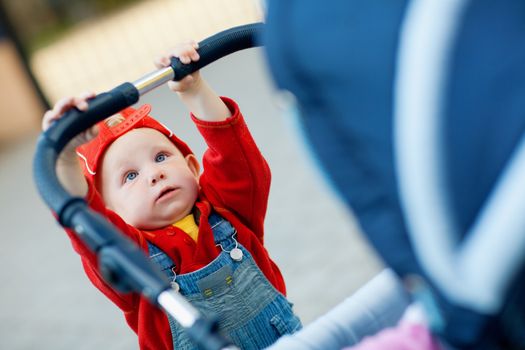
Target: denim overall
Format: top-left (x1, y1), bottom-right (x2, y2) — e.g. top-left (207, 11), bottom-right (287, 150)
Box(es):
top-left (148, 213), bottom-right (302, 349)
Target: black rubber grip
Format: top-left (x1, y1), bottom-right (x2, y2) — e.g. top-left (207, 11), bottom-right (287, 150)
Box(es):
top-left (171, 22), bottom-right (264, 80)
top-left (33, 82), bottom-right (139, 219)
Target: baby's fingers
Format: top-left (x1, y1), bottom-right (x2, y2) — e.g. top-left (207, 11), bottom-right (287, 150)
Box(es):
top-left (42, 92), bottom-right (96, 131)
top-left (42, 109), bottom-right (59, 131)
top-left (189, 41), bottom-right (199, 58)
top-left (155, 41), bottom-right (200, 67)
top-left (74, 91), bottom-right (96, 111)
top-left (52, 96), bottom-right (76, 116)
top-left (167, 74), bottom-right (196, 92)
top-left (53, 91), bottom-right (95, 115)
top-left (41, 96), bottom-right (75, 131)
top-left (154, 55), bottom-right (171, 69)
top-left (177, 41), bottom-right (200, 64)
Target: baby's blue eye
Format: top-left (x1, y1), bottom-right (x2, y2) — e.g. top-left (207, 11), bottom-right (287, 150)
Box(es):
top-left (155, 153), bottom-right (167, 162)
top-left (125, 171), bottom-right (138, 182)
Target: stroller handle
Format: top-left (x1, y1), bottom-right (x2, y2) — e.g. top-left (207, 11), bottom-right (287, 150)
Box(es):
top-left (33, 22), bottom-right (264, 350)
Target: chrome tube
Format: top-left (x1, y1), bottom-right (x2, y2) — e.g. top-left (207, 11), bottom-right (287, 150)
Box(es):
top-left (132, 67), bottom-right (175, 96)
top-left (157, 289), bottom-right (200, 328)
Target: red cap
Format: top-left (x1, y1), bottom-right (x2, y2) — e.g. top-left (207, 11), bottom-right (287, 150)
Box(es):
top-left (76, 104), bottom-right (193, 182)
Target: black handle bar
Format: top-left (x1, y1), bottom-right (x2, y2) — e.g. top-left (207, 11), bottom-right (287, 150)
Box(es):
top-left (33, 22), bottom-right (264, 350)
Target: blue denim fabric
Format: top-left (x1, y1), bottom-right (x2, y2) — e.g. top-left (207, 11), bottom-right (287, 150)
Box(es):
top-left (148, 213), bottom-right (302, 349)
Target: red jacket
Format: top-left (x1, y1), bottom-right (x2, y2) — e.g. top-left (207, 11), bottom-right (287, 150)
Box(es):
top-left (63, 98), bottom-right (286, 350)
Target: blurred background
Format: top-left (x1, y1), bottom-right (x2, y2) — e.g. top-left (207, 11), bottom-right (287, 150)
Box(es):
top-left (0, 0), bottom-right (382, 348)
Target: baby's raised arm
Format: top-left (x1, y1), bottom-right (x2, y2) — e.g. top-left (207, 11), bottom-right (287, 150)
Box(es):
top-left (41, 92), bottom-right (97, 197)
top-left (154, 41), bottom-right (231, 122)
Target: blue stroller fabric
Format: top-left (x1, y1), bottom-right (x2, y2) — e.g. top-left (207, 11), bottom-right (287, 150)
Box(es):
top-left (262, 0), bottom-right (525, 348)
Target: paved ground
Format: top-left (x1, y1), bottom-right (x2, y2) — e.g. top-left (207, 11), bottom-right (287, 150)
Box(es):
top-left (0, 26), bottom-right (382, 350)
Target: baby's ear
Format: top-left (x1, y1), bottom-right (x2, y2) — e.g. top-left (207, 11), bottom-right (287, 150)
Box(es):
top-left (185, 154), bottom-right (200, 178)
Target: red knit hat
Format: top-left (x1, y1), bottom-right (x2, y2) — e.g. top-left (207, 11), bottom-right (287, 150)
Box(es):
top-left (76, 104), bottom-right (193, 182)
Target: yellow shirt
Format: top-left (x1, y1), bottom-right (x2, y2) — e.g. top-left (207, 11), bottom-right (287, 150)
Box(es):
top-left (172, 214), bottom-right (199, 242)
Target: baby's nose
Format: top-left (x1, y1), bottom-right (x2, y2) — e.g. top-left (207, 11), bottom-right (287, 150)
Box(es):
top-left (150, 172), bottom-right (165, 185)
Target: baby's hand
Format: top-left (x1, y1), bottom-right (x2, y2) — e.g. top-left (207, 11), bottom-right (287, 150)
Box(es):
top-left (42, 92), bottom-right (98, 157)
top-left (154, 41), bottom-right (202, 94)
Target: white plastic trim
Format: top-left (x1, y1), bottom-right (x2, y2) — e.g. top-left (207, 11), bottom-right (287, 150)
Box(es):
top-left (393, 0), bottom-right (525, 313)
top-left (76, 151), bottom-right (96, 175)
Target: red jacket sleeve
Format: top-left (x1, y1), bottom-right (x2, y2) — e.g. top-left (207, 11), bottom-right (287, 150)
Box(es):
top-left (192, 97), bottom-right (271, 241)
top-left (63, 182), bottom-right (145, 311)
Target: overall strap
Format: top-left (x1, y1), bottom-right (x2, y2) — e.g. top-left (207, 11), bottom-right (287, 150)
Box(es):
top-left (207, 212), bottom-right (237, 247)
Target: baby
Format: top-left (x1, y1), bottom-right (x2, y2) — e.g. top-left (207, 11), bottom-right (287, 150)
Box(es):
top-left (43, 41), bottom-right (301, 350)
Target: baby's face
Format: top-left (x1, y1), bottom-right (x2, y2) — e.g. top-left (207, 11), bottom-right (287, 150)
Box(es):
top-left (99, 128), bottom-right (200, 230)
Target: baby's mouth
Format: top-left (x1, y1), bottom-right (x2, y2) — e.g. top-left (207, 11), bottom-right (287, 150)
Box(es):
top-left (156, 187), bottom-right (178, 202)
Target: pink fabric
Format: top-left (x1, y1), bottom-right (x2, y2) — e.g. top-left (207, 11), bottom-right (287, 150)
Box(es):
top-left (345, 323), bottom-right (442, 350)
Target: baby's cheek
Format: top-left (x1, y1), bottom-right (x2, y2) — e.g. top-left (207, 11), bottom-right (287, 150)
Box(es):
top-left (190, 179), bottom-right (200, 197)
top-left (121, 202), bottom-right (148, 228)
top-left (134, 205), bottom-right (153, 226)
